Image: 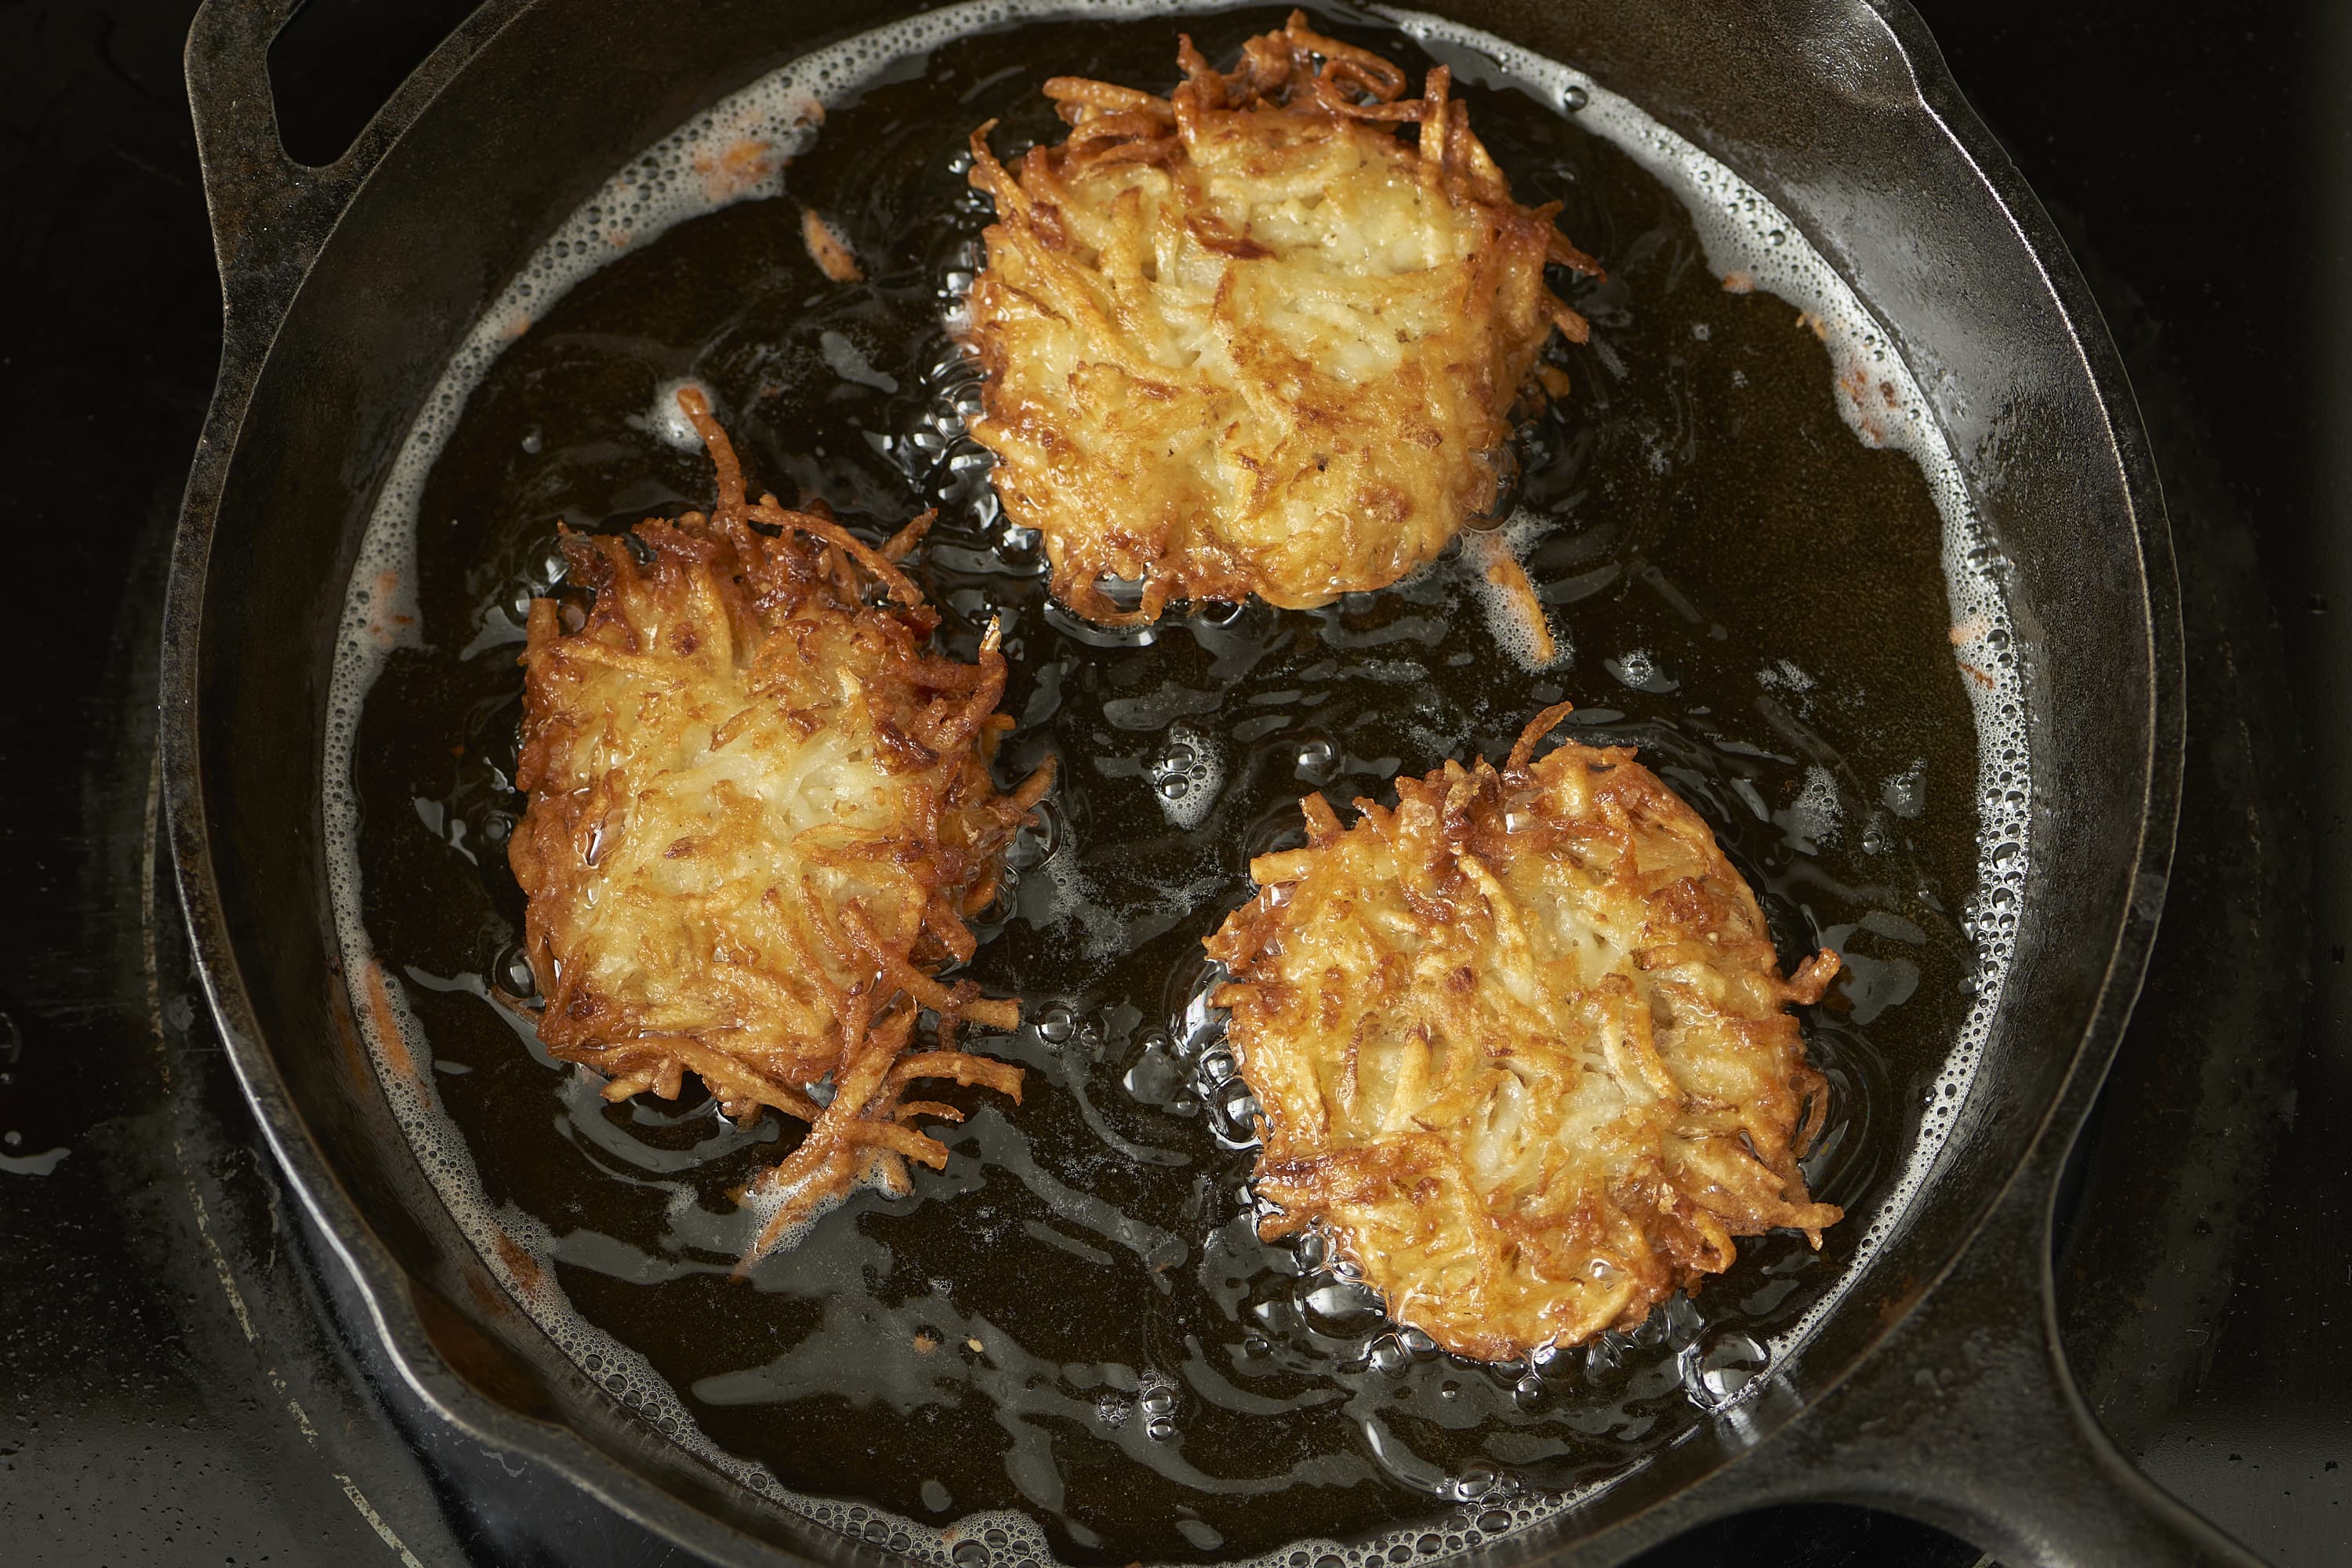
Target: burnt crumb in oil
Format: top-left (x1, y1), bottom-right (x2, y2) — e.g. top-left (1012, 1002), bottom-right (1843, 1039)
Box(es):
top-left (346, 8), bottom-right (1983, 1563)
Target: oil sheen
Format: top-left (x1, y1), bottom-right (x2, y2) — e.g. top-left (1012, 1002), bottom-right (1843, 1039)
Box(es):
top-left (322, 5), bottom-right (2029, 1563)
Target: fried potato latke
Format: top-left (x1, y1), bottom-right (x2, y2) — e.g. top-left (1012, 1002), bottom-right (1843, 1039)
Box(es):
top-left (965, 12), bottom-right (1602, 624)
top-left (1203, 705), bottom-right (1842, 1360)
top-left (510, 388), bottom-right (1052, 1261)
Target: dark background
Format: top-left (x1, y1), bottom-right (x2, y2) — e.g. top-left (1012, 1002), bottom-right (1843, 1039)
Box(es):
top-left (0, 1), bottom-right (2342, 1563)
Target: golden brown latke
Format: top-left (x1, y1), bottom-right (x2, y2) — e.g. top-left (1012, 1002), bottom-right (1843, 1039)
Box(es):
top-left (1203, 704), bottom-right (1842, 1361)
top-left (509, 388), bottom-right (1051, 1260)
top-left (964, 12), bottom-right (1602, 625)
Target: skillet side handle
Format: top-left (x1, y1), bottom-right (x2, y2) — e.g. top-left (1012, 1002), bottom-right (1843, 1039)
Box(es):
top-left (1777, 1160), bottom-right (2264, 1568)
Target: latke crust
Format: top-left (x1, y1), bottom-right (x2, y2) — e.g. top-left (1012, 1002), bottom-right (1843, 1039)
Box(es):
top-left (510, 389), bottom-right (1051, 1260)
top-left (965, 13), bottom-right (1602, 624)
top-left (1203, 705), bottom-right (1842, 1360)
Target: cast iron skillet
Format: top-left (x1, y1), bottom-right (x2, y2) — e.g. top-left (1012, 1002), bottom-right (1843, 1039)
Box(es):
top-left (163, 1), bottom-right (2265, 1563)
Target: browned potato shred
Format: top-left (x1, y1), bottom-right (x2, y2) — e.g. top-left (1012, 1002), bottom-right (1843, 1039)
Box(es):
top-left (1205, 705), bottom-right (1842, 1360)
top-left (509, 387), bottom-right (1050, 1263)
top-left (964, 11), bottom-right (1602, 624)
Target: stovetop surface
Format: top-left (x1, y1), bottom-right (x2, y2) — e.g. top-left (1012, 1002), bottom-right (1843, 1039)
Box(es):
top-left (2, 2), bottom-right (2345, 1564)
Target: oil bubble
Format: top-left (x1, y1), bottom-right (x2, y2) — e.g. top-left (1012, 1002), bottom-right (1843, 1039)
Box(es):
top-left (1146, 721), bottom-right (1222, 829)
top-left (1293, 734), bottom-right (1338, 785)
top-left (1214, 1080), bottom-right (1262, 1143)
top-left (1004, 797), bottom-right (1062, 870)
top-left (1685, 1330), bottom-right (1769, 1408)
top-left (1300, 1277), bottom-right (1385, 1338)
top-left (494, 943), bottom-right (538, 999)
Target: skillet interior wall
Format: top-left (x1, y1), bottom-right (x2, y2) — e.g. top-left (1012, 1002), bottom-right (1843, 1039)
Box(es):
top-left (183, 0), bottom-right (2160, 1559)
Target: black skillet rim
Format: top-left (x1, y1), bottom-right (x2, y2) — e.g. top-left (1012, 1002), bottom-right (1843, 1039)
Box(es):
top-left (159, 1), bottom-right (2183, 1563)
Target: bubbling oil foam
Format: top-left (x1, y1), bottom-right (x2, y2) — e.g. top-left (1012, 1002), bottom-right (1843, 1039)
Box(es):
top-left (637, 376), bottom-right (720, 451)
top-left (1462, 514), bottom-right (1570, 673)
top-left (322, 2), bottom-right (2031, 1560)
top-left (1149, 721), bottom-right (1226, 831)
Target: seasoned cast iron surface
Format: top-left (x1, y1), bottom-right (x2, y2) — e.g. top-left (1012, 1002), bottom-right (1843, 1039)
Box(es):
top-left (348, 12), bottom-right (1979, 1559)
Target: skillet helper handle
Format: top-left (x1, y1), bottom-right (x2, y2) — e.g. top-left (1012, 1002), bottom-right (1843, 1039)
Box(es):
top-left (185, 0), bottom-right (502, 338)
top-left (1790, 1163), bottom-right (2264, 1568)
top-left (183, 0), bottom-right (372, 339)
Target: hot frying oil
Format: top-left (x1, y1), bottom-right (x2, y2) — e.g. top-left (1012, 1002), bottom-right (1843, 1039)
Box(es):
top-left (339, 9), bottom-right (2000, 1562)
